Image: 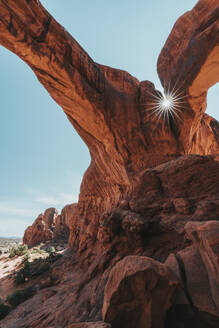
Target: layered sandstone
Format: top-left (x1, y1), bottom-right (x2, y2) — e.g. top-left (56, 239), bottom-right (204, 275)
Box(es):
top-left (0, 0), bottom-right (218, 327)
top-left (23, 206), bottom-right (71, 247)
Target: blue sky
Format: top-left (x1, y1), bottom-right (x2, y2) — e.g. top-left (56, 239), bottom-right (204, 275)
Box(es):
top-left (0, 1), bottom-right (218, 237)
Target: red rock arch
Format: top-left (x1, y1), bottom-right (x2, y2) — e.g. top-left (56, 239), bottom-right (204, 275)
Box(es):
top-left (0, 0), bottom-right (218, 249)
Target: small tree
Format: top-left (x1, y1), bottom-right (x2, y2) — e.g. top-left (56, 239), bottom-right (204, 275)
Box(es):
top-left (14, 255), bottom-right (31, 284)
top-left (9, 244), bottom-right (28, 258)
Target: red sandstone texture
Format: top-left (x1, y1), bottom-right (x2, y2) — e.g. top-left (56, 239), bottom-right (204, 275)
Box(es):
top-left (0, 0), bottom-right (218, 327)
top-left (103, 256), bottom-right (180, 328)
top-left (0, 155), bottom-right (216, 328)
top-left (23, 208), bottom-right (58, 246)
top-left (23, 204), bottom-right (75, 247)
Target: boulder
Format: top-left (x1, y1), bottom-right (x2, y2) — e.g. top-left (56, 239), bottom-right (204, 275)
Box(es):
top-left (185, 221), bottom-right (219, 312)
top-left (103, 256), bottom-right (180, 328)
top-left (165, 221), bottom-right (219, 327)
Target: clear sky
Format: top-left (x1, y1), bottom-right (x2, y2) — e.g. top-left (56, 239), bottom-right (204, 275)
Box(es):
top-left (0, 1), bottom-right (218, 237)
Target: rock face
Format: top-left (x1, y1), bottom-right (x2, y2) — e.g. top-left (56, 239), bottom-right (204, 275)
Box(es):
top-left (185, 221), bottom-right (219, 313)
top-left (23, 208), bottom-right (58, 247)
top-left (103, 256), bottom-right (180, 328)
top-left (158, 0), bottom-right (219, 155)
top-left (0, 0), bottom-right (218, 327)
top-left (23, 207), bottom-right (71, 247)
top-left (69, 155), bottom-right (219, 269)
top-left (165, 221), bottom-right (219, 327)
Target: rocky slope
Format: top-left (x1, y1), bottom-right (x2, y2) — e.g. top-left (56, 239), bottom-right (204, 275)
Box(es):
top-left (0, 0), bottom-right (218, 327)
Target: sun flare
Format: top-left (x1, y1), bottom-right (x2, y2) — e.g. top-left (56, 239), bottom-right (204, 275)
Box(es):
top-left (147, 86), bottom-right (187, 122)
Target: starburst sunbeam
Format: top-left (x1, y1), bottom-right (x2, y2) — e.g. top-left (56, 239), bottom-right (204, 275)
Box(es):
top-left (146, 84), bottom-right (188, 122)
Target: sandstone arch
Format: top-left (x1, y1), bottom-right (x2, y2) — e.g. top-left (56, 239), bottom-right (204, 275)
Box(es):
top-left (0, 0), bottom-right (218, 250)
top-left (158, 0), bottom-right (219, 154)
top-left (1, 2), bottom-right (219, 327)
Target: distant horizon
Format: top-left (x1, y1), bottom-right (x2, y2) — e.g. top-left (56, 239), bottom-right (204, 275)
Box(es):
top-left (0, 236), bottom-right (22, 240)
top-left (0, 0), bottom-right (218, 237)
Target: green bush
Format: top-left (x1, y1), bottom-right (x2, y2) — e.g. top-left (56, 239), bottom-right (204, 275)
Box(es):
top-left (14, 250), bottom-right (62, 285)
top-left (31, 248), bottom-right (46, 255)
top-left (0, 303), bottom-right (10, 320)
top-left (9, 244), bottom-right (28, 258)
top-left (14, 256), bottom-right (51, 284)
top-left (9, 248), bottom-right (16, 258)
top-left (7, 286), bottom-right (36, 308)
top-left (47, 246), bottom-right (56, 254)
top-left (14, 256), bottom-right (31, 284)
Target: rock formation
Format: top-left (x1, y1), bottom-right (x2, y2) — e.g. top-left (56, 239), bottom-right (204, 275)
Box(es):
top-left (157, 0), bottom-right (219, 155)
top-left (103, 256), bottom-right (180, 328)
top-left (0, 0), bottom-right (218, 327)
top-left (23, 206), bottom-right (71, 247)
top-left (1, 155), bottom-right (215, 328)
top-left (23, 208), bottom-right (58, 247)
top-left (165, 221), bottom-right (219, 327)
top-left (101, 220), bottom-right (219, 328)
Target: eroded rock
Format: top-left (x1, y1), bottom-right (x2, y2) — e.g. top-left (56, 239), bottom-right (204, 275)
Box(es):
top-left (103, 256), bottom-right (181, 328)
top-left (158, 0), bottom-right (219, 156)
top-left (23, 206), bottom-right (71, 247)
top-left (185, 221), bottom-right (219, 312)
top-left (165, 221), bottom-right (219, 327)
top-left (23, 208), bottom-right (58, 247)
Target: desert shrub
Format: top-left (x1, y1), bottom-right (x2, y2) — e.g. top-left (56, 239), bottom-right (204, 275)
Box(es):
top-left (47, 246), bottom-right (56, 254)
top-left (14, 250), bottom-right (62, 285)
top-left (9, 244), bottom-right (28, 258)
top-left (14, 256), bottom-right (51, 284)
top-left (7, 286), bottom-right (36, 308)
top-left (0, 303), bottom-right (10, 320)
top-left (14, 255), bottom-right (31, 284)
top-left (31, 248), bottom-right (46, 255)
top-left (9, 248), bottom-right (16, 258)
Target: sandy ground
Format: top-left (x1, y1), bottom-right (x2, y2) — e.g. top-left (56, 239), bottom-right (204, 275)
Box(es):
top-left (0, 242), bottom-right (67, 303)
top-left (0, 254), bottom-right (24, 302)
